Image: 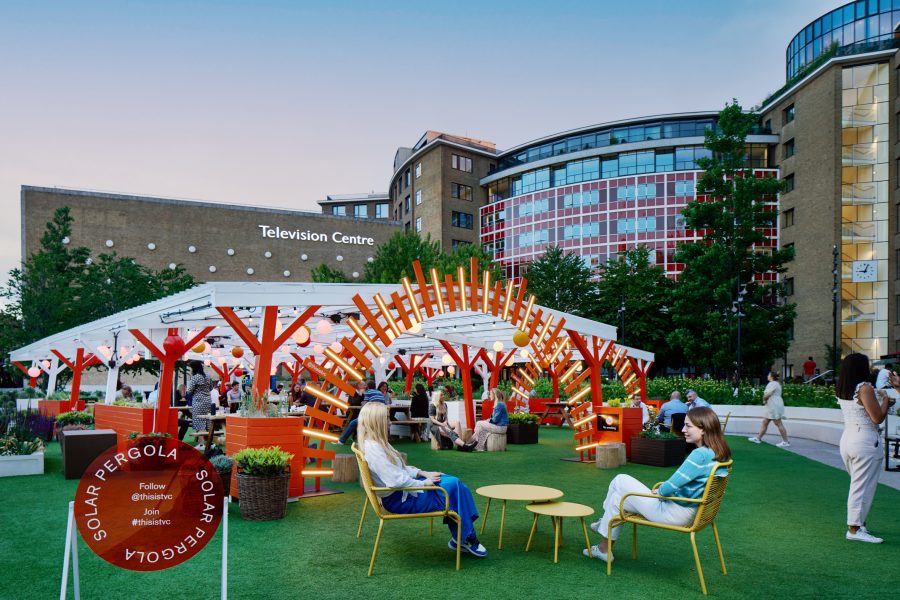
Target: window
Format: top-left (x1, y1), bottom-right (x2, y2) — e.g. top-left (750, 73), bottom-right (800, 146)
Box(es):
top-left (784, 138), bottom-right (795, 159)
top-left (404, 222), bottom-right (410, 232)
top-left (675, 180), bottom-right (695, 197)
top-left (415, 162), bottom-right (421, 178)
top-left (764, 118), bottom-right (772, 132)
top-left (451, 239), bottom-right (470, 249)
top-left (895, 295), bottom-right (900, 324)
top-left (353, 204), bottom-right (367, 218)
top-left (415, 217), bottom-right (422, 233)
top-left (784, 277), bottom-right (794, 296)
top-left (415, 190), bottom-right (422, 205)
top-left (451, 183), bottom-right (473, 201)
top-left (451, 154), bottom-right (473, 172)
top-left (784, 104), bottom-right (795, 124)
top-left (783, 208), bottom-right (795, 228)
top-left (783, 174), bottom-right (795, 193)
top-left (333, 205), bottom-right (346, 216)
top-left (405, 169), bottom-right (411, 187)
top-left (517, 229), bottom-right (548, 247)
top-left (451, 211), bottom-right (473, 229)
top-left (617, 217), bottom-right (656, 234)
top-left (375, 203), bottom-right (388, 219)
top-left (405, 195), bottom-right (410, 212)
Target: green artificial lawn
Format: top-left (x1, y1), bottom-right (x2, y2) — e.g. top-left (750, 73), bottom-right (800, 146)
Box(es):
top-left (2, 428), bottom-right (898, 600)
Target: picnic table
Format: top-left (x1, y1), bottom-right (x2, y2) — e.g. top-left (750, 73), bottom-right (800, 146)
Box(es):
top-left (537, 402), bottom-right (574, 428)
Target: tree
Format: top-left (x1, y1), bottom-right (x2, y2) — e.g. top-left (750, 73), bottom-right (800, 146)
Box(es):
top-left (310, 263), bottom-right (349, 283)
top-left (363, 232), bottom-right (441, 283)
top-left (596, 246), bottom-right (677, 368)
top-left (668, 101), bottom-right (795, 376)
top-left (436, 242), bottom-right (504, 282)
top-left (523, 246), bottom-right (598, 316)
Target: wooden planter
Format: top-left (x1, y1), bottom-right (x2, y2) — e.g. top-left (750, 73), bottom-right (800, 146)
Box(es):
top-left (507, 422), bottom-right (539, 444)
top-left (630, 436), bottom-right (686, 467)
top-left (38, 400), bottom-right (72, 418)
top-left (226, 416), bottom-right (305, 499)
top-left (93, 405), bottom-right (178, 443)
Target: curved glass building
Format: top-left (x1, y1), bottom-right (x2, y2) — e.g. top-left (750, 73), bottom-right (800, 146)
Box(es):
top-left (479, 113), bottom-right (779, 280)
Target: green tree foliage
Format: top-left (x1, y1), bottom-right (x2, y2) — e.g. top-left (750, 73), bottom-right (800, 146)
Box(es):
top-left (362, 231), bottom-right (441, 283)
top-left (668, 101), bottom-right (795, 376)
top-left (310, 263), bottom-right (349, 283)
top-left (523, 246), bottom-right (598, 316)
top-left (436, 242), bottom-right (504, 282)
top-left (596, 246), bottom-right (676, 367)
top-left (0, 207), bottom-right (196, 362)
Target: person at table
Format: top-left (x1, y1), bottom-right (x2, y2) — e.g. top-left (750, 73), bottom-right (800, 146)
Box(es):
top-left (409, 383), bottom-right (429, 418)
top-left (337, 380), bottom-right (385, 444)
top-left (115, 384), bottom-right (135, 402)
top-left (210, 380), bottom-right (221, 412)
top-left (357, 402), bottom-right (487, 557)
top-left (585, 407), bottom-right (731, 561)
top-left (349, 379), bottom-right (367, 409)
top-left (630, 394), bottom-right (650, 425)
top-left (379, 381), bottom-right (393, 406)
top-left (685, 389), bottom-right (710, 410)
top-left (226, 381), bottom-right (242, 413)
top-left (835, 353), bottom-right (897, 544)
top-left (187, 360), bottom-right (213, 435)
top-left (430, 389), bottom-right (475, 451)
top-left (655, 391), bottom-right (687, 432)
top-left (443, 384), bottom-right (457, 401)
top-left (472, 388), bottom-right (508, 451)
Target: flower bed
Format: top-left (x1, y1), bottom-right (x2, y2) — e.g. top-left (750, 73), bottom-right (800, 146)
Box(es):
top-left (603, 377), bottom-right (837, 408)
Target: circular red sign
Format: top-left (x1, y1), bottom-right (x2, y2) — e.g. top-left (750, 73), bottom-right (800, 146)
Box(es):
top-left (74, 437), bottom-right (224, 571)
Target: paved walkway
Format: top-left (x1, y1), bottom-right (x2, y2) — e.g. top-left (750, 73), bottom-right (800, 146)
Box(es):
top-left (743, 435), bottom-right (900, 491)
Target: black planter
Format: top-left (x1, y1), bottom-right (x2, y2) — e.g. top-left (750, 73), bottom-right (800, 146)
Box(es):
top-left (630, 436), bottom-right (686, 467)
top-left (507, 422), bottom-right (539, 444)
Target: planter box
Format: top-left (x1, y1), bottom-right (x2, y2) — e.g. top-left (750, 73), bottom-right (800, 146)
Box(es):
top-left (0, 452), bottom-right (44, 477)
top-left (630, 436), bottom-right (686, 467)
top-left (60, 429), bottom-right (117, 480)
top-left (38, 400), bottom-right (72, 418)
top-left (226, 416), bottom-right (308, 499)
top-left (507, 422), bottom-right (539, 444)
top-left (93, 405), bottom-right (177, 443)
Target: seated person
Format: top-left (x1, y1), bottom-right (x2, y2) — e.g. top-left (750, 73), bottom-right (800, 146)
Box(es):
top-left (409, 384), bottom-right (429, 418)
top-left (656, 391), bottom-right (688, 432)
top-left (116, 384), bottom-right (134, 402)
top-left (585, 407), bottom-right (731, 561)
top-left (337, 380), bottom-right (385, 444)
top-left (473, 388), bottom-right (508, 451)
top-left (349, 379), bottom-right (367, 409)
top-left (630, 395), bottom-right (650, 424)
top-left (379, 381), bottom-right (393, 406)
top-left (357, 402), bottom-right (487, 557)
top-left (685, 388), bottom-right (710, 410)
top-left (429, 390), bottom-right (475, 452)
top-left (226, 381), bottom-right (242, 413)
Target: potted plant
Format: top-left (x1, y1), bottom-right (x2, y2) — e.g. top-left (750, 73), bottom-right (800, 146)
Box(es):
top-left (0, 421), bottom-right (45, 477)
top-left (233, 446), bottom-right (294, 520)
top-left (56, 410), bottom-right (95, 452)
top-left (211, 454), bottom-right (234, 497)
top-left (630, 425), bottom-right (686, 467)
top-left (507, 412), bottom-right (539, 444)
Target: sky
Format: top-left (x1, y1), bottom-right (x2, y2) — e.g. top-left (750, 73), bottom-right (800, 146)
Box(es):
top-left (0, 0), bottom-right (841, 278)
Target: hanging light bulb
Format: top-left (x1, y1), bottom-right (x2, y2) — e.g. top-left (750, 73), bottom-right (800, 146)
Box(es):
top-left (27, 366), bottom-right (41, 378)
top-left (292, 326), bottom-right (311, 344)
top-left (316, 319), bottom-right (332, 335)
top-left (132, 354), bottom-right (141, 363)
top-left (41, 360), bottom-right (51, 370)
top-left (505, 355), bottom-right (515, 367)
top-left (330, 341), bottom-right (342, 353)
top-left (519, 348), bottom-right (530, 359)
top-left (313, 344), bottom-right (324, 355)
top-left (409, 322), bottom-right (422, 334)
top-left (442, 354), bottom-right (453, 365)
top-left (493, 341), bottom-right (504, 353)
top-left (447, 365), bottom-right (456, 375)
top-left (96, 345), bottom-right (112, 360)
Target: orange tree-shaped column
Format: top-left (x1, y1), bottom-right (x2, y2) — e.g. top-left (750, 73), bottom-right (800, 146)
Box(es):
top-left (475, 348), bottom-right (516, 390)
top-left (50, 348), bottom-right (103, 411)
top-left (394, 353), bottom-right (431, 394)
top-left (12, 361), bottom-right (39, 389)
top-left (130, 327), bottom-right (215, 435)
top-left (439, 341), bottom-right (480, 429)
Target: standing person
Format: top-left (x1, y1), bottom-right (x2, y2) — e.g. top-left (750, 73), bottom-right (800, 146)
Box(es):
top-left (429, 390), bottom-right (475, 451)
top-left (803, 356), bottom-right (817, 382)
top-left (210, 380), bottom-right (221, 411)
top-left (472, 389), bottom-right (508, 451)
top-left (585, 407), bottom-right (731, 561)
top-left (186, 360), bottom-right (213, 434)
top-left (835, 353), bottom-right (897, 543)
top-left (748, 372), bottom-right (790, 447)
top-left (356, 402), bottom-right (486, 557)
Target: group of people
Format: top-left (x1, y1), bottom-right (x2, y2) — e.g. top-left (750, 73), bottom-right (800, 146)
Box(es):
top-left (652, 388), bottom-right (711, 430)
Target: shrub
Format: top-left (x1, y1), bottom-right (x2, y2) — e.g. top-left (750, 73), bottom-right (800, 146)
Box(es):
top-left (0, 435), bottom-right (43, 456)
top-left (47, 391), bottom-right (70, 400)
top-left (210, 454), bottom-right (234, 470)
top-left (233, 446), bottom-right (293, 477)
top-left (126, 431), bottom-right (172, 440)
top-left (56, 411), bottom-right (94, 427)
top-left (508, 412), bottom-right (539, 424)
top-left (0, 410), bottom-right (55, 442)
top-left (637, 429), bottom-right (679, 440)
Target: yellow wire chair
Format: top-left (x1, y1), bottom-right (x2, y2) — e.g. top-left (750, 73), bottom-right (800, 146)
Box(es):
top-left (606, 460), bottom-right (733, 596)
top-left (721, 412), bottom-right (732, 432)
top-left (351, 443), bottom-right (463, 575)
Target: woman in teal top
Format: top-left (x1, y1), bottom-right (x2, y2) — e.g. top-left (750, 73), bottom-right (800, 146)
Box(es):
top-left (586, 407), bottom-right (731, 562)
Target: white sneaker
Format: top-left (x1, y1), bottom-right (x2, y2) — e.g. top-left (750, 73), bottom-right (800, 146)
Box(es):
top-left (747, 437), bottom-right (761, 444)
top-left (583, 544), bottom-right (614, 562)
top-left (847, 529), bottom-right (883, 544)
top-left (776, 441), bottom-right (791, 448)
top-left (589, 520), bottom-right (603, 534)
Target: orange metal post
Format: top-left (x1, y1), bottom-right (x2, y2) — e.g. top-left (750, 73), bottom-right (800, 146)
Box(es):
top-left (50, 348), bottom-right (102, 411)
top-left (12, 361), bottom-right (38, 388)
top-left (440, 341), bottom-right (477, 429)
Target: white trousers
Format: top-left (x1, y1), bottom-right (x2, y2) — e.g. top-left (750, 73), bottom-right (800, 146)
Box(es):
top-left (839, 426), bottom-right (883, 527)
top-left (598, 474), bottom-right (696, 541)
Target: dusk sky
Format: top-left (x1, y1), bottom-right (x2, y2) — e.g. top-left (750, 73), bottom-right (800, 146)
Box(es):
top-left (0, 0), bottom-right (840, 278)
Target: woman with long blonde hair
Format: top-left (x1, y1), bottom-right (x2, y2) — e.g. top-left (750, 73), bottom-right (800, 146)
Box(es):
top-left (585, 407), bottom-right (731, 562)
top-left (472, 388), bottom-right (509, 451)
top-left (357, 403), bottom-right (486, 556)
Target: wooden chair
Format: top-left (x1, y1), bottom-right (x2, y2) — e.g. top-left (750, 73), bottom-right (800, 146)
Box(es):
top-left (351, 443), bottom-right (462, 575)
top-left (606, 460), bottom-right (733, 595)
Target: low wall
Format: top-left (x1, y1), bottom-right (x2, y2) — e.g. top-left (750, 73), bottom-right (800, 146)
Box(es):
top-left (712, 405), bottom-right (878, 446)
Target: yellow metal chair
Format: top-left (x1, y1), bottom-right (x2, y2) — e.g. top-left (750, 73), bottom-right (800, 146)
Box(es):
top-left (606, 460), bottom-right (733, 595)
top-left (351, 443), bottom-right (462, 575)
top-left (721, 412), bottom-right (732, 432)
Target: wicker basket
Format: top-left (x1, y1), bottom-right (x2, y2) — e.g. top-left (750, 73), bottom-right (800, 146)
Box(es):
top-left (236, 468), bottom-right (290, 521)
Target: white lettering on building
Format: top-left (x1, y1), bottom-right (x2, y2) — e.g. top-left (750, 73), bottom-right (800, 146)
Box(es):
top-left (258, 225), bottom-right (374, 246)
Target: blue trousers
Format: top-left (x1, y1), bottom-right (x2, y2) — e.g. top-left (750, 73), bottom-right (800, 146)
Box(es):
top-left (339, 418), bottom-right (359, 443)
top-left (381, 475), bottom-right (479, 543)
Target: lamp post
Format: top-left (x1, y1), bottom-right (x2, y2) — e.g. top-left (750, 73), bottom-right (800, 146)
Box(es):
top-left (617, 295), bottom-right (626, 345)
top-left (732, 284), bottom-right (747, 380)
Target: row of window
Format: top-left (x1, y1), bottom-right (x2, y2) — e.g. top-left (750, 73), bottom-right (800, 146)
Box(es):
top-left (513, 215), bottom-right (691, 247)
top-left (333, 203), bottom-right (389, 219)
top-left (451, 154), bottom-right (473, 172)
top-left (490, 146), bottom-right (769, 200)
